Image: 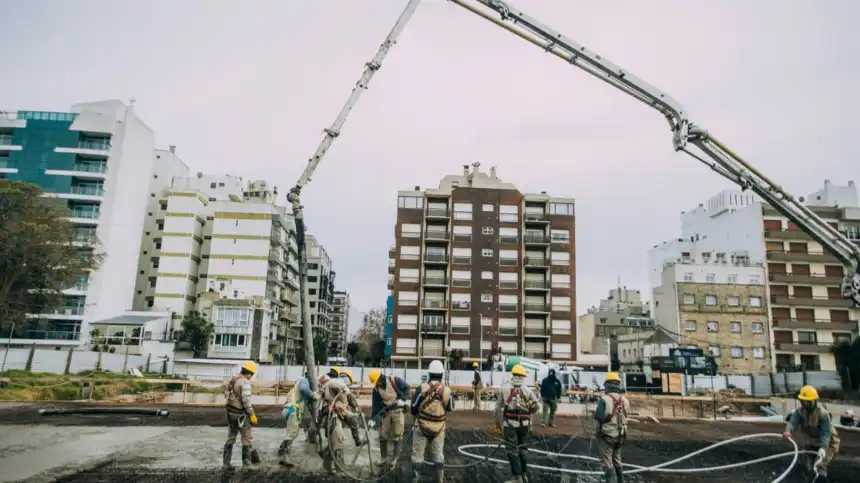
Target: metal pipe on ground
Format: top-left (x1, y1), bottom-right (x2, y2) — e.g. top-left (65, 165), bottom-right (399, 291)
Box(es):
top-left (38, 407), bottom-right (169, 417)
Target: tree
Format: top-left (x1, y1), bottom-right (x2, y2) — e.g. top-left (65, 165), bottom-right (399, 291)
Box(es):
top-left (350, 305), bottom-right (388, 366)
top-left (346, 341), bottom-right (360, 365)
top-left (296, 333), bottom-right (330, 365)
top-left (0, 181), bottom-right (102, 333)
top-left (834, 339), bottom-right (860, 392)
top-left (181, 310), bottom-right (214, 357)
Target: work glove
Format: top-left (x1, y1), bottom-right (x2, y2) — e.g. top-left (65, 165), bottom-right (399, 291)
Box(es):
top-left (396, 399), bottom-right (409, 409)
top-left (313, 392), bottom-right (321, 401)
top-left (817, 448), bottom-right (827, 461)
top-left (367, 420), bottom-right (377, 430)
top-left (249, 413), bottom-right (258, 425)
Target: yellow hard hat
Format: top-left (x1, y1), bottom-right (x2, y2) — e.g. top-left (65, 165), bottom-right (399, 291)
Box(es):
top-left (330, 366), bottom-right (341, 374)
top-left (341, 369), bottom-right (354, 385)
top-left (605, 372), bottom-right (621, 383)
top-left (472, 362), bottom-right (479, 368)
top-left (368, 368), bottom-right (382, 385)
top-left (511, 364), bottom-right (527, 377)
top-left (241, 361), bottom-right (258, 374)
top-left (798, 385), bottom-right (819, 401)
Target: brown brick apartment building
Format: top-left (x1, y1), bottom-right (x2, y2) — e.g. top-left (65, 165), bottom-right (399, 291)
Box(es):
top-left (387, 164), bottom-right (577, 368)
top-left (762, 199), bottom-right (860, 372)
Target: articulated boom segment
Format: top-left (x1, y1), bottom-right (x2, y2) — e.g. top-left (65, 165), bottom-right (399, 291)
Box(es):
top-left (454, 0), bottom-right (860, 307)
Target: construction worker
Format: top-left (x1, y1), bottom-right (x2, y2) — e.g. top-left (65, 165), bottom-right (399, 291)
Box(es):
top-left (471, 361), bottom-right (484, 411)
top-left (411, 359), bottom-right (454, 482)
top-left (368, 368), bottom-right (411, 470)
top-left (594, 372), bottom-right (630, 483)
top-left (783, 385), bottom-right (840, 481)
top-left (278, 372), bottom-right (319, 466)
top-left (223, 361), bottom-right (261, 468)
top-left (327, 367), bottom-right (366, 447)
top-left (496, 364), bottom-right (541, 483)
top-left (540, 368), bottom-right (563, 427)
top-left (318, 371), bottom-right (365, 473)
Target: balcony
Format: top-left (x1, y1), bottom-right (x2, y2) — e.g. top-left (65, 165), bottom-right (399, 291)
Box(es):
top-left (766, 249), bottom-right (839, 264)
top-left (421, 347), bottom-right (446, 358)
top-left (55, 140), bottom-right (111, 157)
top-left (0, 134), bottom-right (14, 146)
top-left (423, 253), bottom-right (448, 264)
top-left (524, 303), bottom-right (548, 313)
top-left (499, 257), bottom-right (518, 267)
top-left (524, 327), bottom-right (551, 338)
top-left (388, 245), bottom-right (396, 257)
top-left (426, 208), bottom-right (450, 218)
top-left (524, 234), bottom-right (549, 244)
top-left (768, 272), bottom-right (844, 286)
top-left (499, 280), bottom-right (518, 290)
top-left (388, 259), bottom-right (395, 273)
top-left (425, 230), bottom-right (450, 241)
top-left (423, 276), bottom-right (447, 286)
top-left (451, 279), bottom-right (471, 288)
top-left (70, 209), bottom-right (100, 221)
top-left (423, 299), bottom-right (447, 310)
top-left (524, 257), bottom-right (548, 267)
top-left (70, 185), bottom-right (105, 197)
top-left (770, 295), bottom-right (853, 308)
top-left (774, 342), bottom-right (833, 354)
top-left (498, 235), bottom-right (518, 244)
top-left (421, 322), bottom-right (447, 333)
top-left (524, 351), bottom-right (550, 359)
top-left (764, 228), bottom-right (811, 241)
top-left (452, 256), bottom-right (471, 265)
top-left (524, 280), bottom-right (549, 290)
top-left (773, 318), bottom-right (859, 331)
top-left (499, 303), bottom-right (518, 313)
top-left (524, 213), bottom-right (548, 224)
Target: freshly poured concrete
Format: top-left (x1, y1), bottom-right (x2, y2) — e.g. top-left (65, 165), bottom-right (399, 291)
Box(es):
top-left (0, 424), bottom-right (379, 482)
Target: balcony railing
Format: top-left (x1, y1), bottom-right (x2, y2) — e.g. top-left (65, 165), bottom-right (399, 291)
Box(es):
top-left (774, 342), bottom-right (833, 353)
top-left (421, 347), bottom-right (446, 357)
top-left (524, 327), bottom-right (551, 337)
top-left (72, 162), bottom-right (108, 173)
top-left (524, 280), bottom-right (548, 290)
top-left (766, 250), bottom-right (838, 263)
top-left (425, 231), bottom-right (450, 240)
top-left (423, 276), bottom-right (447, 286)
top-left (423, 253), bottom-right (448, 263)
top-left (78, 140), bottom-right (111, 151)
top-left (770, 295), bottom-right (853, 308)
top-left (768, 272), bottom-right (844, 285)
top-left (524, 234), bottom-right (548, 244)
top-left (426, 208), bottom-right (449, 218)
top-left (524, 213), bottom-right (547, 223)
top-left (421, 322), bottom-right (447, 333)
top-left (524, 303), bottom-right (548, 312)
top-left (71, 210), bottom-right (100, 219)
top-left (773, 318), bottom-right (858, 331)
top-left (70, 185), bottom-right (105, 196)
top-left (524, 257), bottom-right (547, 267)
top-left (0, 135), bottom-right (14, 145)
top-left (423, 299), bottom-right (447, 309)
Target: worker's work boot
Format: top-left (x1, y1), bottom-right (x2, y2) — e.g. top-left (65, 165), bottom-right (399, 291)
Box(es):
top-left (603, 467), bottom-right (618, 483)
top-left (241, 445), bottom-right (252, 466)
top-left (278, 440), bottom-right (294, 466)
top-left (433, 461), bottom-right (444, 483)
top-left (222, 444), bottom-right (233, 468)
top-left (323, 453), bottom-right (335, 474)
top-left (378, 441), bottom-right (389, 469)
top-left (615, 465), bottom-right (624, 483)
top-left (520, 453), bottom-right (530, 482)
top-left (390, 440), bottom-right (403, 467)
top-left (411, 462), bottom-right (423, 482)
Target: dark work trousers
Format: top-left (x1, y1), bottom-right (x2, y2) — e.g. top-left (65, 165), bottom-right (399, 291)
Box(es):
top-left (503, 424), bottom-right (531, 477)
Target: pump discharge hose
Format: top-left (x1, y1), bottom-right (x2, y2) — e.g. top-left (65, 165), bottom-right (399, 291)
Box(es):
top-left (458, 433), bottom-right (814, 483)
top-left (38, 407), bottom-right (169, 417)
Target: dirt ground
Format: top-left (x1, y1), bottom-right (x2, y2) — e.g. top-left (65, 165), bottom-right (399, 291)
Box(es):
top-left (2, 402), bottom-right (859, 482)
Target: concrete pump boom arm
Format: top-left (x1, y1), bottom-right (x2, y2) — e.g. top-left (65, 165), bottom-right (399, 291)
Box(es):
top-left (451, 0), bottom-right (860, 306)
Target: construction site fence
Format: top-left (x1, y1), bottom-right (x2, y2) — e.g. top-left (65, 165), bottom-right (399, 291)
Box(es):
top-left (0, 347), bottom-right (844, 398)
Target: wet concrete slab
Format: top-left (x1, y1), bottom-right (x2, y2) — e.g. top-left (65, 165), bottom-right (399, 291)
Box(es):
top-left (0, 424), bottom-right (381, 482)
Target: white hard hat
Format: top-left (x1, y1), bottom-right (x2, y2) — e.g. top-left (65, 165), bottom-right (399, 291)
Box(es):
top-left (847, 410), bottom-right (855, 417)
top-left (428, 360), bottom-right (444, 374)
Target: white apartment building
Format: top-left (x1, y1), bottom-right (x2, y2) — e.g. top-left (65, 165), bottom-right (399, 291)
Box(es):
top-left (303, 235), bottom-right (335, 334)
top-left (140, 176), bottom-right (302, 363)
top-left (329, 291), bottom-right (351, 358)
top-left (0, 100), bottom-right (179, 347)
top-left (650, 182), bottom-right (860, 372)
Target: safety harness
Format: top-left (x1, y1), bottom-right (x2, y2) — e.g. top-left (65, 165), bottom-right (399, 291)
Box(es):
top-left (504, 386), bottom-right (532, 422)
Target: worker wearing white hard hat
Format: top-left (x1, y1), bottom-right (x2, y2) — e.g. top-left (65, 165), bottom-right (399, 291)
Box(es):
top-left (595, 372), bottom-right (630, 483)
top-left (783, 385), bottom-right (840, 481)
top-left (839, 409), bottom-right (856, 428)
top-left (410, 359), bottom-right (454, 482)
top-left (223, 361), bottom-right (261, 468)
top-left (496, 364), bottom-right (541, 483)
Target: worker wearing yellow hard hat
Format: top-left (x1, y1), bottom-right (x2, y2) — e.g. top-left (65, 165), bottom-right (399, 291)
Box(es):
top-left (278, 371), bottom-right (319, 466)
top-left (471, 361), bottom-right (485, 412)
top-left (496, 364), bottom-right (541, 482)
top-left (223, 361), bottom-right (261, 468)
top-left (368, 368), bottom-right (410, 470)
top-left (595, 371), bottom-right (630, 483)
top-left (783, 385), bottom-right (840, 479)
top-left (318, 365), bottom-right (366, 473)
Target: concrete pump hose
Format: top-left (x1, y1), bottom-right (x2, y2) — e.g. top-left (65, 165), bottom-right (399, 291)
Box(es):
top-left (458, 433), bottom-right (814, 483)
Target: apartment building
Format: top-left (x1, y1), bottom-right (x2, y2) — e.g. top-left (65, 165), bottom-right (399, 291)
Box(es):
top-left (329, 291), bottom-right (351, 358)
top-left (0, 100), bottom-right (176, 346)
top-left (577, 287), bottom-right (650, 363)
top-left (652, 255), bottom-right (771, 374)
top-left (387, 163), bottom-right (577, 369)
top-left (650, 182), bottom-right (860, 372)
top-left (140, 175), bottom-right (302, 363)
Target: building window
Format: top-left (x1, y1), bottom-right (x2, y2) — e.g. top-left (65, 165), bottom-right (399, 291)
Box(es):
top-left (798, 331), bottom-right (817, 344)
top-left (453, 202), bottom-right (472, 220)
top-left (705, 273), bottom-right (716, 283)
top-left (749, 296), bottom-right (762, 307)
top-left (729, 321), bottom-right (741, 333)
top-left (749, 274), bottom-right (761, 284)
top-left (683, 272), bottom-right (693, 282)
top-left (398, 196), bottom-right (424, 209)
top-left (707, 321), bottom-right (719, 332)
top-left (550, 229), bottom-right (570, 243)
top-left (481, 315), bottom-right (492, 326)
top-left (216, 307), bottom-right (250, 327)
top-left (727, 274), bottom-right (738, 283)
top-left (549, 203), bottom-right (574, 215)
top-left (397, 314), bottom-right (418, 330)
top-left (481, 293), bottom-right (493, 303)
top-left (481, 271), bottom-right (493, 280)
top-left (215, 334), bottom-right (247, 347)
top-left (727, 295), bottom-right (740, 307)
top-left (482, 226), bottom-right (494, 235)
top-left (708, 346), bottom-right (721, 357)
top-left (684, 320), bottom-right (697, 331)
top-left (401, 223), bottom-right (421, 238)
top-left (705, 295), bottom-right (717, 306)
top-left (482, 248), bottom-right (494, 257)
top-left (482, 203), bottom-right (494, 212)
top-left (753, 347), bottom-right (765, 359)
top-left (682, 294), bottom-right (695, 305)
top-left (499, 205), bottom-right (518, 223)
top-left (731, 346), bottom-right (744, 358)
top-left (396, 338), bottom-right (417, 354)
top-left (751, 322), bottom-right (764, 333)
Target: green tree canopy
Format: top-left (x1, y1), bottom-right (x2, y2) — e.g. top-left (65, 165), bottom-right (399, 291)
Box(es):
top-left (180, 310), bottom-right (214, 357)
top-left (0, 180), bottom-right (102, 332)
top-left (295, 332), bottom-right (330, 365)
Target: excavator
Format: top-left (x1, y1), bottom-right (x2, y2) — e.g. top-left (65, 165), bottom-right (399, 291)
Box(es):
top-left (287, 0), bottom-right (860, 399)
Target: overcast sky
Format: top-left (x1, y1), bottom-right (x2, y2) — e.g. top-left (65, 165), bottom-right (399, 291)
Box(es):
top-left (3, 0), bottom-right (859, 335)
